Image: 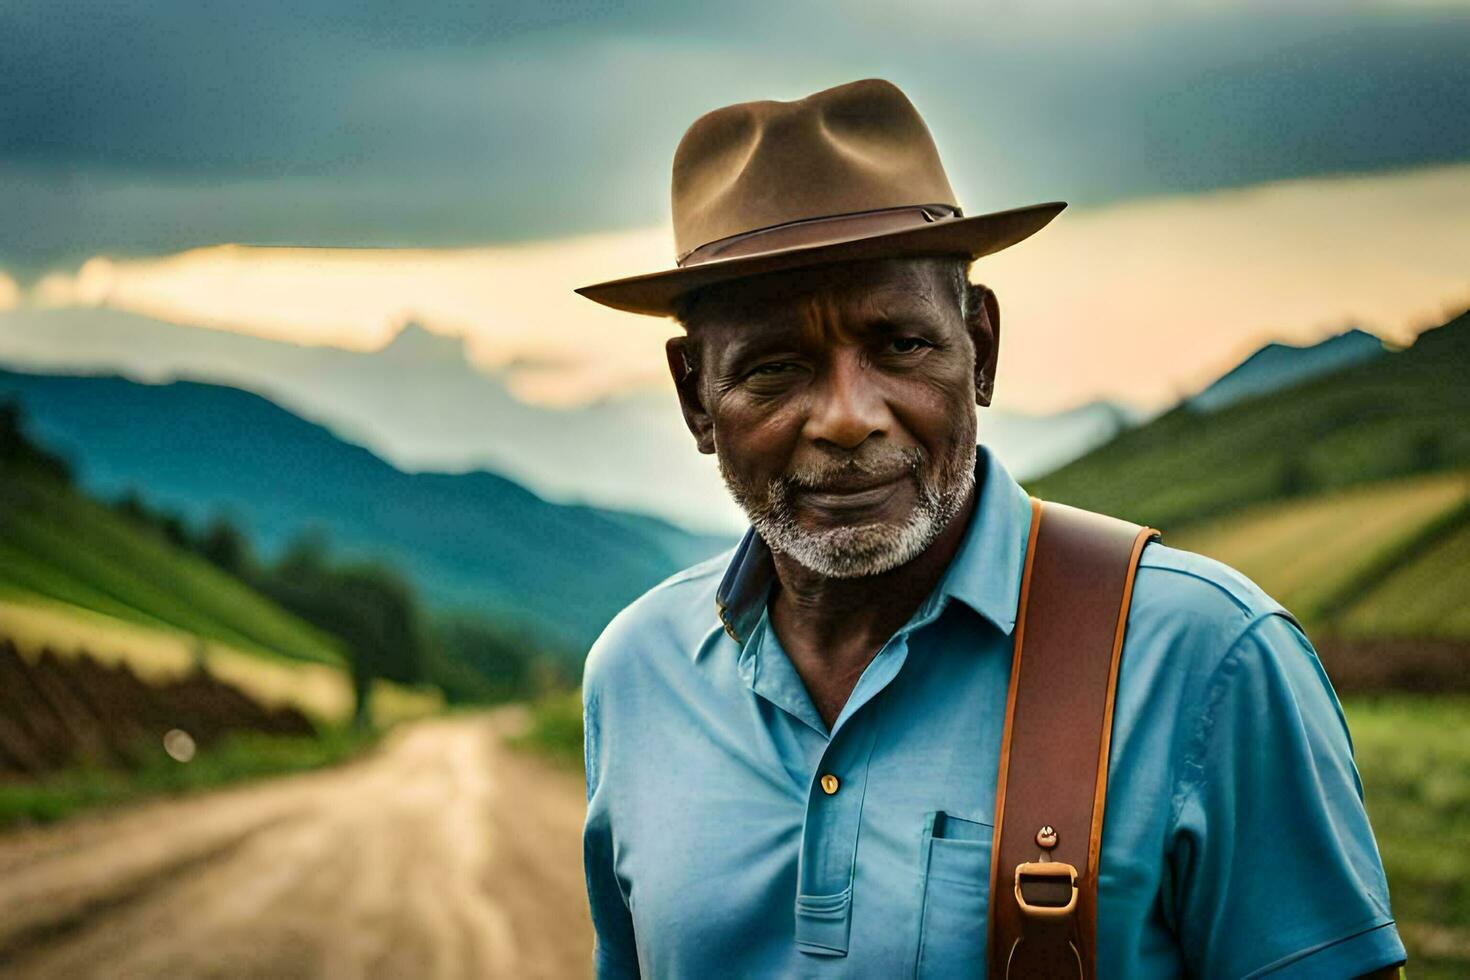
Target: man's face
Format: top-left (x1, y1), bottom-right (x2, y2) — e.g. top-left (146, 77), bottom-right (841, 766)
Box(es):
top-left (669, 257), bottom-right (993, 579)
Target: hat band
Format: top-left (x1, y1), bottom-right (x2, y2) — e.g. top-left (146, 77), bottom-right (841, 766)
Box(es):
top-left (677, 203), bottom-right (963, 267)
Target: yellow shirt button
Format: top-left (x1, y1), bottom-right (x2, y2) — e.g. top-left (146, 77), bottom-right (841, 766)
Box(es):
top-left (820, 774), bottom-right (840, 795)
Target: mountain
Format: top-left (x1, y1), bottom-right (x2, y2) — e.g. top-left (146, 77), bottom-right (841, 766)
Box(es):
top-left (981, 399), bottom-right (1146, 480)
top-left (0, 456), bottom-right (348, 669)
top-left (1187, 327), bottom-right (1388, 412)
top-left (1029, 308), bottom-right (1470, 530)
top-left (0, 407), bottom-right (346, 669)
top-left (0, 368), bottom-right (734, 651)
top-left (0, 307), bottom-right (746, 533)
top-left (0, 306), bottom-right (1142, 526)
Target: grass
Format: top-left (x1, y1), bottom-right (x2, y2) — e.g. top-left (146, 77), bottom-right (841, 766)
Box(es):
top-left (517, 690), bottom-right (1468, 975)
top-left (0, 725), bottom-right (380, 829)
top-left (1168, 472), bottom-right (1470, 625)
top-left (507, 688), bottom-right (584, 770)
top-left (1342, 517), bottom-right (1470, 641)
top-left (1346, 695), bottom-right (1470, 979)
top-left (0, 467), bottom-right (346, 667)
top-left (1028, 308), bottom-right (1470, 530)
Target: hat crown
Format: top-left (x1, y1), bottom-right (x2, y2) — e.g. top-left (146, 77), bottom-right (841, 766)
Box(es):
top-left (671, 79), bottom-right (959, 259)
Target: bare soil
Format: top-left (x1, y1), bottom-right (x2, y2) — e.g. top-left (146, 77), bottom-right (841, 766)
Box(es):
top-left (0, 707), bottom-right (593, 979)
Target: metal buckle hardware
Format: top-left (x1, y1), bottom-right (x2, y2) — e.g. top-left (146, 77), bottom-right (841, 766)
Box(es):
top-left (1013, 861), bottom-right (1078, 919)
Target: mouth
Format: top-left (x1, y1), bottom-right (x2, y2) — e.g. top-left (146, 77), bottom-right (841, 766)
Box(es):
top-left (796, 473), bottom-right (908, 510)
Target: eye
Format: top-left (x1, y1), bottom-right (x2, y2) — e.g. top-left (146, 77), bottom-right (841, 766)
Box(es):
top-left (748, 361), bottom-right (798, 377)
top-left (889, 336), bottom-right (935, 355)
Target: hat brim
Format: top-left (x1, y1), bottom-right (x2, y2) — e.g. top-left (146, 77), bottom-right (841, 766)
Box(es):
top-left (574, 201), bottom-right (1066, 317)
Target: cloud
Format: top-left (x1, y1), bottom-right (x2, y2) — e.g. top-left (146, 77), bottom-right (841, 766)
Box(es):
top-left (26, 163), bottom-right (1470, 413)
top-left (0, 271), bottom-right (17, 311)
top-left (31, 232), bottom-right (679, 406)
top-left (975, 164), bottom-right (1470, 410)
top-left (1, 4), bottom-right (1467, 269)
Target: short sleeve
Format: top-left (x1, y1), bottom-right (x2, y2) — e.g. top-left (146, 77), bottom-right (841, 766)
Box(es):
top-left (1167, 612), bottom-right (1407, 979)
top-left (582, 675), bottom-right (642, 978)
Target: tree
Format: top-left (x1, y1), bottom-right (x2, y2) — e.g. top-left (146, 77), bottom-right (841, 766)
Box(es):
top-left (198, 514), bottom-right (255, 579)
top-left (113, 489), bottom-right (150, 526)
top-left (332, 563), bottom-right (425, 729)
top-left (158, 513), bottom-right (193, 551)
top-left (0, 399), bottom-right (73, 484)
top-left (260, 531), bottom-right (426, 728)
top-left (1278, 454), bottom-right (1313, 498)
top-left (1411, 430), bottom-right (1446, 474)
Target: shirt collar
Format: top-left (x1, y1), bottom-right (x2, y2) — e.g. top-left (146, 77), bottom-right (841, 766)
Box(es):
top-left (713, 443), bottom-right (1034, 648)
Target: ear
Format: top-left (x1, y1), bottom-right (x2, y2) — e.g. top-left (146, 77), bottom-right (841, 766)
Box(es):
top-left (665, 335), bottom-right (716, 454)
top-left (966, 283), bottom-right (1001, 408)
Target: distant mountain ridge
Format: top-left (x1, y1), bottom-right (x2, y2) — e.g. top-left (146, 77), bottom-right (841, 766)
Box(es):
top-left (1030, 308), bottom-right (1470, 530)
top-left (0, 306), bottom-right (747, 533)
top-left (983, 399), bottom-right (1145, 478)
top-left (0, 307), bottom-right (1146, 530)
top-left (1188, 327), bottom-right (1387, 412)
top-left (0, 368), bottom-right (734, 652)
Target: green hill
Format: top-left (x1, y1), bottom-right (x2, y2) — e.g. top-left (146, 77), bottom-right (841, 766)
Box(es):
top-left (0, 464), bottom-right (346, 669)
top-left (0, 368), bottom-right (734, 655)
top-left (1339, 506), bottom-right (1470, 642)
top-left (1029, 308), bottom-right (1470, 530)
top-left (1168, 471), bottom-right (1470, 629)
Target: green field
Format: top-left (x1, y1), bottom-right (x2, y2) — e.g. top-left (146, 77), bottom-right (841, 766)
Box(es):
top-left (1030, 310), bottom-right (1470, 531)
top-left (0, 724), bottom-right (380, 828)
top-left (1350, 696), bottom-right (1470, 978)
top-left (1169, 471), bottom-right (1470, 626)
top-left (509, 688), bottom-right (584, 770)
top-left (0, 464), bottom-right (442, 726)
top-left (0, 466), bottom-right (345, 667)
top-left (1342, 518), bottom-right (1470, 641)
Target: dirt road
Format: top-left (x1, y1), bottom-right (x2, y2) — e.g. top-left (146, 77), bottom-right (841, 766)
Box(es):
top-left (0, 708), bottom-right (594, 979)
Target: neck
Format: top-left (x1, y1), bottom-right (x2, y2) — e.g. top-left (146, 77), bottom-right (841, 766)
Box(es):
top-left (767, 470), bottom-right (980, 658)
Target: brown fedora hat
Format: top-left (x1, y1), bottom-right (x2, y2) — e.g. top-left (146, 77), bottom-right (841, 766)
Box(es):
top-left (574, 78), bottom-right (1065, 317)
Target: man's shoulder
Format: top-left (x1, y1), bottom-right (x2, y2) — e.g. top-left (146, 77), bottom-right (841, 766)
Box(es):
top-left (1123, 536), bottom-right (1301, 675)
top-left (581, 543), bottom-right (736, 693)
top-left (1134, 537), bottom-right (1288, 622)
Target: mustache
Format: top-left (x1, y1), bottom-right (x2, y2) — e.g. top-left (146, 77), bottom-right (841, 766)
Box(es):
top-left (782, 446), bottom-right (926, 490)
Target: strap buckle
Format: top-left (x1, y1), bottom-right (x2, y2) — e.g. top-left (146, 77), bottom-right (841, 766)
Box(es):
top-left (1013, 861), bottom-right (1078, 919)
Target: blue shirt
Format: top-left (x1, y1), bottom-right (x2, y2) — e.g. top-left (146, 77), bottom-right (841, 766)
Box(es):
top-left (581, 445), bottom-right (1405, 978)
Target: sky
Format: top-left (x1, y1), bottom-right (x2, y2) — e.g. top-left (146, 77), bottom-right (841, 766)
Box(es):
top-left (3, 1), bottom-right (1469, 413)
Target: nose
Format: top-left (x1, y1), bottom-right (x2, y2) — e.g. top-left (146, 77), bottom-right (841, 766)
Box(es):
top-left (801, 347), bottom-right (893, 450)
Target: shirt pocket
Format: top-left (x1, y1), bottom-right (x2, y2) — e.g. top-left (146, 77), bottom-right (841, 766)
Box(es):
top-left (914, 810), bottom-right (993, 979)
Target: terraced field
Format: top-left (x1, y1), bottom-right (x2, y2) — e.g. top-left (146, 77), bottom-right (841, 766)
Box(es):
top-left (1341, 518), bottom-right (1470, 641)
top-left (0, 466), bottom-right (438, 727)
top-left (1169, 471), bottom-right (1470, 625)
top-left (1030, 308), bottom-right (1470, 530)
top-left (0, 468), bottom-right (344, 667)
top-left (0, 597), bottom-right (440, 727)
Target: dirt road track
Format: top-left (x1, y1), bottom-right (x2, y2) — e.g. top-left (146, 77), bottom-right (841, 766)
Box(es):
top-left (0, 708), bottom-right (594, 979)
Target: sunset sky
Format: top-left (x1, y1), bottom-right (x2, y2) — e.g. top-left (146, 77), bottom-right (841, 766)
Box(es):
top-left (3, 0), bottom-right (1469, 414)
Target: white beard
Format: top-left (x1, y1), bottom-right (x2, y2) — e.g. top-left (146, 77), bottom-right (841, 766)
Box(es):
top-left (718, 439), bottom-right (977, 579)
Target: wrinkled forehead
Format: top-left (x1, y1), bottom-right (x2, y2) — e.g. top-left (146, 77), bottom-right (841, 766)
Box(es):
top-left (686, 257), bottom-right (959, 359)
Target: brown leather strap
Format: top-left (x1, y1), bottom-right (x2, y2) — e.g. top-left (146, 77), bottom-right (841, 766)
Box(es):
top-left (987, 497), bottom-right (1160, 979)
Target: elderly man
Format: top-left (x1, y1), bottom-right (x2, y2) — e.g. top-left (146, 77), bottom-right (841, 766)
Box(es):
top-left (574, 79), bottom-right (1405, 978)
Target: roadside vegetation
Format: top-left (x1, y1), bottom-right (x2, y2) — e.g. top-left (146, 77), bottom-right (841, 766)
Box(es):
top-left (0, 400), bottom-right (569, 820)
top-left (0, 724), bottom-right (379, 829)
top-left (1351, 696), bottom-right (1470, 979)
top-left (509, 688), bottom-right (584, 770)
top-left (0, 400), bottom-right (574, 723)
